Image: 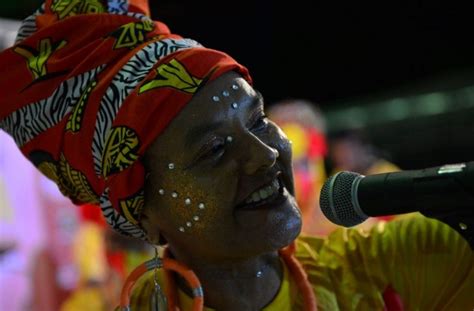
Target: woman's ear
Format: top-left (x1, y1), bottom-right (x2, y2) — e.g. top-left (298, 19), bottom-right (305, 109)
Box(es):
top-left (140, 209), bottom-right (159, 245)
top-left (140, 208), bottom-right (168, 246)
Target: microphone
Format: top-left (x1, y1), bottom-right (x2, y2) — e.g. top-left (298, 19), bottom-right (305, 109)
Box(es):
top-left (319, 162), bottom-right (474, 248)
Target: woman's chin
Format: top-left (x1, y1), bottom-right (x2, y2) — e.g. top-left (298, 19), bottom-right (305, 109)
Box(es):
top-left (252, 200), bottom-right (302, 254)
top-left (269, 209), bottom-right (302, 250)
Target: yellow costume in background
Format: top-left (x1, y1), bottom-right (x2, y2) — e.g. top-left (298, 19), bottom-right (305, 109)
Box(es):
top-left (130, 216), bottom-right (473, 310)
top-left (365, 159), bottom-right (400, 175)
top-left (60, 222), bottom-right (108, 311)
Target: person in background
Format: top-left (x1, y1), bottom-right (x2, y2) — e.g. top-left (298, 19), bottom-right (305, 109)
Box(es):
top-left (329, 128), bottom-right (401, 225)
top-left (267, 100), bottom-right (338, 236)
top-left (329, 129), bottom-right (400, 176)
top-left (60, 204), bottom-right (152, 310)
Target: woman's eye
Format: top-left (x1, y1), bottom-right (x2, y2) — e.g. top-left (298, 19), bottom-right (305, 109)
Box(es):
top-left (203, 139), bottom-right (225, 159)
top-left (210, 142), bottom-right (224, 154)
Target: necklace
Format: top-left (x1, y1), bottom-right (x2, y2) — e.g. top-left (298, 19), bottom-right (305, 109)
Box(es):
top-left (163, 243), bottom-right (318, 311)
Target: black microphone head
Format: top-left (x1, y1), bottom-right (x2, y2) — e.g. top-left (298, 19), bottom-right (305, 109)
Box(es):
top-left (319, 171), bottom-right (368, 227)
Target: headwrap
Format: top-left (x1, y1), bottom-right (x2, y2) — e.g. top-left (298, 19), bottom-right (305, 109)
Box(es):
top-left (0, 0), bottom-right (251, 239)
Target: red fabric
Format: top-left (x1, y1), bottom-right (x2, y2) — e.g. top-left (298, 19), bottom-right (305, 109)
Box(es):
top-left (383, 285), bottom-right (405, 311)
top-left (79, 204), bottom-right (106, 226)
top-left (107, 251), bottom-right (126, 278)
top-left (0, 1), bottom-right (251, 238)
top-left (307, 129), bottom-right (327, 158)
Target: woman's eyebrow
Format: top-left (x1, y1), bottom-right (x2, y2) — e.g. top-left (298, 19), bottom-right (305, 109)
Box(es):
top-left (185, 92), bottom-right (264, 147)
top-left (185, 121), bottom-right (224, 147)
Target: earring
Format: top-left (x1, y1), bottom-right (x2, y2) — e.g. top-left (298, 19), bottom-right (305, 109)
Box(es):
top-left (119, 247), bottom-right (204, 310)
top-left (150, 247), bottom-right (167, 310)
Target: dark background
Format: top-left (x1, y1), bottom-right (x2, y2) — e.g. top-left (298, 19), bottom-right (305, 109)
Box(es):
top-left (151, 1), bottom-right (474, 102)
top-left (154, 1), bottom-right (474, 170)
top-left (2, 0), bottom-right (474, 169)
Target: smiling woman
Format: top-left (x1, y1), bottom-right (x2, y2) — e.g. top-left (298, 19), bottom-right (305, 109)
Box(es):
top-left (139, 72), bottom-right (305, 310)
top-left (0, 1), bottom-right (472, 311)
top-left (142, 72), bottom-right (301, 257)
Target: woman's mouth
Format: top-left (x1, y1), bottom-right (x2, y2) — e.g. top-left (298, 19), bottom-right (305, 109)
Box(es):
top-left (236, 178), bottom-right (287, 210)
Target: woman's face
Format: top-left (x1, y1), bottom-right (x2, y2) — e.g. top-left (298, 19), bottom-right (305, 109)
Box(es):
top-left (141, 72), bottom-right (301, 262)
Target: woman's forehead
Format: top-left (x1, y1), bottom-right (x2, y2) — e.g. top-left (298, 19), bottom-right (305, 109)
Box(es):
top-left (171, 73), bottom-right (254, 128)
top-left (192, 71), bottom-right (255, 107)
top-left (148, 72), bottom-right (257, 154)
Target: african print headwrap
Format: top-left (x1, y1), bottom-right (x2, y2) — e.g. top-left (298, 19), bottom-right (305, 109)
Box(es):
top-left (0, 0), bottom-right (251, 239)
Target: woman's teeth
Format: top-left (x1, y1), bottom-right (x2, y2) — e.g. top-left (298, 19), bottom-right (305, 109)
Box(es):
top-left (245, 179), bottom-right (279, 204)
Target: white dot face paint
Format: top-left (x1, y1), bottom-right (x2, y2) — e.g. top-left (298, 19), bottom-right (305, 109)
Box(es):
top-left (222, 90), bottom-right (230, 97)
top-left (212, 96), bottom-right (220, 102)
top-left (226, 136), bottom-right (233, 143)
top-left (232, 102), bottom-right (238, 109)
top-left (198, 203), bottom-right (205, 209)
top-left (179, 227), bottom-right (185, 232)
top-left (193, 216), bottom-right (199, 221)
top-left (172, 192), bottom-right (178, 198)
top-left (168, 163), bottom-right (175, 170)
top-left (158, 189), bottom-right (165, 195)
top-left (186, 222), bottom-right (192, 227)
top-left (232, 84), bottom-right (239, 90)
top-left (143, 72), bottom-right (302, 256)
top-left (185, 198), bottom-right (191, 205)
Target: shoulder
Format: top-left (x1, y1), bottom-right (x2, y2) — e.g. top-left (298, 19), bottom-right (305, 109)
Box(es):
top-left (294, 216), bottom-right (473, 310)
top-left (297, 215), bottom-right (470, 260)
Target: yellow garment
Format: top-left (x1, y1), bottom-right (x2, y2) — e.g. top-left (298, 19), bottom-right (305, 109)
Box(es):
top-left (60, 286), bottom-right (106, 311)
top-left (365, 159), bottom-right (400, 175)
top-left (61, 222), bottom-right (109, 311)
top-left (73, 222), bottom-right (107, 284)
top-left (130, 216), bottom-right (473, 310)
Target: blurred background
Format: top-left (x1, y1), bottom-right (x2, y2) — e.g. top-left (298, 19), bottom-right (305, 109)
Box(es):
top-left (1, 0), bottom-right (474, 310)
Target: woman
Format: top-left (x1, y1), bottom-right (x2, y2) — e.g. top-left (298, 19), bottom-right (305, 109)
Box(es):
top-left (0, 1), bottom-right (472, 310)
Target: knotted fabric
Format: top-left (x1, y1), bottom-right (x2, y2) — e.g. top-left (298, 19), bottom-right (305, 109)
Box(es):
top-left (0, 0), bottom-right (251, 239)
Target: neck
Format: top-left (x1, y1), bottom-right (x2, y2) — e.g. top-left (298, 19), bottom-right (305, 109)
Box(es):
top-left (170, 249), bottom-right (283, 311)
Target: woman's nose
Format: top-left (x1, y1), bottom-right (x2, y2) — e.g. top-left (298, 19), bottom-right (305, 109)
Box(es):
top-left (242, 134), bottom-right (279, 175)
